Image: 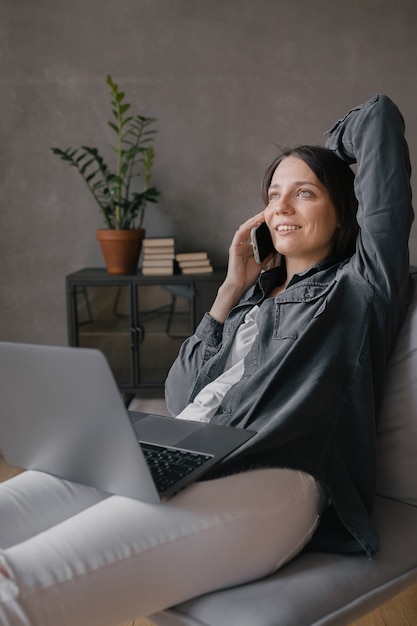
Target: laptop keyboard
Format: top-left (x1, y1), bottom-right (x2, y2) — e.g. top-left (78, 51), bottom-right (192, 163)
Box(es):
top-left (140, 442), bottom-right (213, 493)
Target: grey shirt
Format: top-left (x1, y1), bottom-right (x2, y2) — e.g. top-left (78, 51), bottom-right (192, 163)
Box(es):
top-left (165, 95), bottom-right (414, 556)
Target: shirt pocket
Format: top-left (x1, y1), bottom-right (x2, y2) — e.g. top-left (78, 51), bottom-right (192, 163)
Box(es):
top-left (272, 283), bottom-right (333, 340)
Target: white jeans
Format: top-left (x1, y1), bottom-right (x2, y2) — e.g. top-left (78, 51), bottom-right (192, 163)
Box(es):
top-left (0, 468), bottom-right (322, 626)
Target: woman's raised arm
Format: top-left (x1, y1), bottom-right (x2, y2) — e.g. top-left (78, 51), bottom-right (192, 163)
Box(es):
top-left (325, 94), bottom-right (413, 299)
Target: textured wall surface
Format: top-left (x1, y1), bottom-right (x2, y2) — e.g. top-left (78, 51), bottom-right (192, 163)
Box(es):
top-left (1, 0), bottom-right (417, 345)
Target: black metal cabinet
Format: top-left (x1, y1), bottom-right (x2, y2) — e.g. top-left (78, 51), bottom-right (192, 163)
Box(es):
top-left (66, 268), bottom-right (225, 393)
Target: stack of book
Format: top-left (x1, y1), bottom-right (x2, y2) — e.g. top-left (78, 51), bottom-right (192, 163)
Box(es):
top-left (141, 237), bottom-right (176, 275)
top-left (175, 252), bottom-right (213, 274)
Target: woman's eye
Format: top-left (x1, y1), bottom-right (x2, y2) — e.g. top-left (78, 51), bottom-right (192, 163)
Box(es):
top-left (299, 189), bottom-right (313, 198)
top-left (269, 192), bottom-right (279, 201)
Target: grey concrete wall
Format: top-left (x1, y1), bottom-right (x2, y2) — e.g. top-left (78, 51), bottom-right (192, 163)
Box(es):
top-left (1, 0), bottom-right (417, 345)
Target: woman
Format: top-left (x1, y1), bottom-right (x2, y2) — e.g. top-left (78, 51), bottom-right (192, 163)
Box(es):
top-left (0, 95), bottom-right (413, 625)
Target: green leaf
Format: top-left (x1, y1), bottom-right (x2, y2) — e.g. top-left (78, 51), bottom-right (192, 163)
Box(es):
top-left (51, 73), bottom-right (159, 229)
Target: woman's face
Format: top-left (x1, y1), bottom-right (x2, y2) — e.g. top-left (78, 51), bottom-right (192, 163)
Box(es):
top-left (264, 156), bottom-right (339, 271)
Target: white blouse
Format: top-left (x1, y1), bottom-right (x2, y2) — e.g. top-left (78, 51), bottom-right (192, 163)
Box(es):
top-left (175, 306), bottom-right (260, 422)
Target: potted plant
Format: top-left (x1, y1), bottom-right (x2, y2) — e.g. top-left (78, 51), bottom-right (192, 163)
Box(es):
top-left (51, 74), bottom-right (160, 274)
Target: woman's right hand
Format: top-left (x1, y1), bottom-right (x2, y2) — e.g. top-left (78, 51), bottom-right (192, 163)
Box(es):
top-left (209, 212), bottom-right (274, 323)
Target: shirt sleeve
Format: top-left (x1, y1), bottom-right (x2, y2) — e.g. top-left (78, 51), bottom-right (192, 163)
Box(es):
top-left (164, 313), bottom-right (224, 416)
top-left (325, 94), bottom-right (414, 300)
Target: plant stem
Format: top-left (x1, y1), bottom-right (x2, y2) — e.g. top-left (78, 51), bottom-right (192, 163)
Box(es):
top-left (115, 104), bottom-right (123, 229)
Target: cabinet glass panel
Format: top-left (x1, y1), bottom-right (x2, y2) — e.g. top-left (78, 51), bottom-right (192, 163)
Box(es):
top-left (136, 283), bottom-right (194, 385)
top-left (74, 285), bottom-right (133, 385)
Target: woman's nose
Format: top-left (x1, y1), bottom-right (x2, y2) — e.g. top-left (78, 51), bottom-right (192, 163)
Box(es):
top-left (273, 195), bottom-right (294, 214)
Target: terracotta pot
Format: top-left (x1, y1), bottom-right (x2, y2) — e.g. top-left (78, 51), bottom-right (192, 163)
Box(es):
top-left (96, 228), bottom-right (145, 274)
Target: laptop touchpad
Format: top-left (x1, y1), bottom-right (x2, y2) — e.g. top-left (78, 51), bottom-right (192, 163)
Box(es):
top-left (132, 414), bottom-right (201, 446)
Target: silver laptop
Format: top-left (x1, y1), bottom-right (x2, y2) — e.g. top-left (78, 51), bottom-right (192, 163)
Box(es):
top-left (0, 342), bottom-right (255, 503)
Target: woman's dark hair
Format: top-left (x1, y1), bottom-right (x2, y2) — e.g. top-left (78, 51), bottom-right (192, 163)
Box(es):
top-left (261, 145), bottom-right (358, 260)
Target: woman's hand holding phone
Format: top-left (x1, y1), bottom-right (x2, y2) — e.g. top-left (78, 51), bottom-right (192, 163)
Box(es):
top-left (209, 212), bottom-right (275, 323)
top-left (227, 212), bottom-right (272, 287)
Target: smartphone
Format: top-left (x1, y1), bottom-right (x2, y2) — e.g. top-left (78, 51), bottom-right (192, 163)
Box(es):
top-left (250, 222), bottom-right (275, 264)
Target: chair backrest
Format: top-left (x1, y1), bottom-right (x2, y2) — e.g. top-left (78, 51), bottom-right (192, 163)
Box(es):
top-left (376, 273), bottom-right (417, 507)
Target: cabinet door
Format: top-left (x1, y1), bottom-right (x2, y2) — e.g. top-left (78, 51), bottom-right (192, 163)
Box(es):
top-left (134, 283), bottom-right (195, 386)
top-left (73, 284), bottom-right (135, 387)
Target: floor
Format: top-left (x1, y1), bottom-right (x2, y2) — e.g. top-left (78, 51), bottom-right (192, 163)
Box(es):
top-left (128, 394), bottom-right (170, 416)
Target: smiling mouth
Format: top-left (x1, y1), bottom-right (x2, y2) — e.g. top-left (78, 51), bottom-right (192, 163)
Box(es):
top-left (276, 225), bottom-right (301, 232)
